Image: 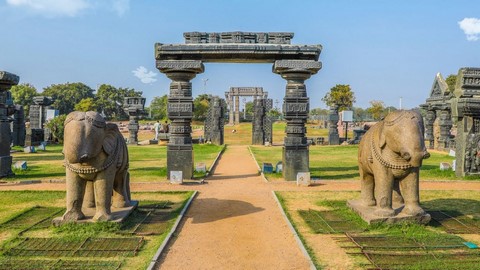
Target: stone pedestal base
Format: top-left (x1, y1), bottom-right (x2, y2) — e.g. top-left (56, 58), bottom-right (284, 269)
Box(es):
top-left (167, 145), bottom-right (193, 180)
top-left (347, 199), bottom-right (431, 225)
top-left (283, 147), bottom-right (309, 181)
top-left (252, 132), bottom-right (264, 145)
top-left (328, 134), bottom-right (340, 145)
top-left (52, 200), bottom-right (138, 226)
top-left (0, 156), bottom-right (14, 178)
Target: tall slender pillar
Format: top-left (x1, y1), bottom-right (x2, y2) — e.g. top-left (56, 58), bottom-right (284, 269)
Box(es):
top-left (274, 60), bottom-right (321, 181)
top-left (424, 109), bottom-right (436, 149)
top-left (0, 71), bottom-right (19, 178)
top-left (328, 104), bottom-right (340, 145)
top-left (234, 95), bottom-right (240, 124)
top-left (252, 98), bottom-right (265, 145)
top-left (228, 95), bottom-right (234, 125)
top-left (438, 109), bottom-right (452, 150)
top-left (157, 60), bottom-right (204, 179)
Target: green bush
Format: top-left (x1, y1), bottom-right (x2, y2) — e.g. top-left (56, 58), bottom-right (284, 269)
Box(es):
top-left (45, 114), bottom-right (67, 143)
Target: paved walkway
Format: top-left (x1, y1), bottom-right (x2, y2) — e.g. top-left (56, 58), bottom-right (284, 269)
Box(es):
top-left (155, 145), bottom-right (311, 269)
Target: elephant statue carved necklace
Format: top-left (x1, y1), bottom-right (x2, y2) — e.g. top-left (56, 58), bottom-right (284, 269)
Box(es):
top-left (370, 135), bottom-right (413, 170)
top-left (64, 137), bottom-right (120, 174)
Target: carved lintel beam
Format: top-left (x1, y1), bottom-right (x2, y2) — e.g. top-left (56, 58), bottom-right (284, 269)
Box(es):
top-left (273, 60), bottom-right (321, 77)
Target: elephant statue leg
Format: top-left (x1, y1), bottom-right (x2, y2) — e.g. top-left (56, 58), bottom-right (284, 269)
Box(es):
top-left (63, 171), bottom-right (86, 221)
top-left (112, 171), bottom-right (131, 208)
top-left (374, 169), bottom-right (395, 217)
top-left (92, 176), bottom-right (114, 221)
top-left (360, 171), bottom-right (376, 206)
top-left (83, 181), bottom-right (95, 208)
top-left (392, 180), bottom-right (404, 205)
top-left (400, 168), bottom-right (425, 216)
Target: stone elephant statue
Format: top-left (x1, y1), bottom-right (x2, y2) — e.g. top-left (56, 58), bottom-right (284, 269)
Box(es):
top-left (62, 111), bottom-right (131, 222)
top-left (358, 110), bottom-right (430, 217)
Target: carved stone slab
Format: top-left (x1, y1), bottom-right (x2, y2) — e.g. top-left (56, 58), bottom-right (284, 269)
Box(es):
top-left (184, 32), bottom-right (294, 44)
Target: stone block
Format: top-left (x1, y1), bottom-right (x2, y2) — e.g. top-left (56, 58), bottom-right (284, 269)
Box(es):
top-left (262, 163), bottom-right (273, 173)
top-left (167, 146), bottom-right (193, 180)
top-left (195, 163), bottom-right (206, 173)
top-left (283, 147), bottom-right (309, 181)
top-left (275, 161), bottom-right (283, 173)
top-left (347, 199), bottom-right (431, 225)
top-left (0, 156), bottom-right (14, 177)
top-left (170, 171), bottom-right (183, 184)
top-left (296, 172), bottom-right (311, 186)
top-left (14, 161), bottom-right (27, 170)
top-left (38, 142), bottom-right (46, 151)
top-left (24, 146), bottom-right (36, 153)
top-left (440, 162), bottom-right (451, 170)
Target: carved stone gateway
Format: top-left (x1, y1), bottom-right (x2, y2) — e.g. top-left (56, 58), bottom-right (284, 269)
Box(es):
top-left (451, 67), bottom-right (480, 177)
top-left (225, 87), bottom-right (267, 125)
top-left (156, 32), bottom-right (322, 180)
top-left (349, 110), bottom-right (431, 224)
top-left (0, 71), bottom-right (19, 178)
top-left (204, 96), bottom-right (225, 145)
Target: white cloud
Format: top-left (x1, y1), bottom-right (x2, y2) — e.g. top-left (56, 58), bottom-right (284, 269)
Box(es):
top-left (6, 0), bottom-right (130, 17)
top-left (458, 17), bottom-right (480, 41)
top-left (132, 66), bottom-right (158, 84)
top-left (6, 0), bottom-right (90, 17)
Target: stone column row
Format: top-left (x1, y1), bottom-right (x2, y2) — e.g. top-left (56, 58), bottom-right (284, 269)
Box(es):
top-left (273, 60), bottom-right (321, 181)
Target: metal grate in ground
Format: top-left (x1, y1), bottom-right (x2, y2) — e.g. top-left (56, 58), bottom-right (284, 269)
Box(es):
top-left (298, 209), bottom-right (364, 234)
top-left (428, 210), bottom-right (480, 234)
top-left (122, 201), bottom-right (173, 235)
top-left (338, 233), bottom-right (480, 270)
top-left (7, 237), bottom-right (143, 257)
top-left (0, 206), bottom-right (63, 233)
top-left (0, 258), bottom-right (122, 270)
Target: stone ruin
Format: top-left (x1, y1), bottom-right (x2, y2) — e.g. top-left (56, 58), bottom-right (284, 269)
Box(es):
top-left (0, 71), bottom-right (19, 178)
top-left (225, 87), bottom-right (267, 125)
top-left (25, 96), bottom-right (54, 146)
top-left (252, 98), bottom-right (273, 145)
top-left (123, 97), bottom-right (146, 145)
top-left (204, 96), bottom-right (225, 145)
top-left (328, 104), bottom-right (340, 145)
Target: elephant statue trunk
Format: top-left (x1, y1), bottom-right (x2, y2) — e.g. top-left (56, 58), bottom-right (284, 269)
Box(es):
top-left (61, 111), bottom-right (132, 222)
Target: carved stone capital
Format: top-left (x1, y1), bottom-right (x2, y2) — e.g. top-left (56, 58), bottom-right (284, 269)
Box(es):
top-left (273, 60), bottom-right (321, 77)
top-left (0, 71), bottom-right (19, 91)
top-left (156, 60), bottom-right (205, 78)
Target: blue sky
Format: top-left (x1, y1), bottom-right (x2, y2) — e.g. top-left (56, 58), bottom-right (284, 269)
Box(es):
top-left (1, 0), bottom-right (479, 110)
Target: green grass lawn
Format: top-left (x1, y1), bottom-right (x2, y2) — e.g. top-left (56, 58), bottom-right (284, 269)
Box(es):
top-left (10, 144), bottom-right (224, 182)
top-left (0, 190), bottom-right (193, 270)
top-left (250, 145), bottom-right (471, 181)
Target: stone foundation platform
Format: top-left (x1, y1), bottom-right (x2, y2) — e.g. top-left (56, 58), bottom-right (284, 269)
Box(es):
top-left (347, 199), bottom-right (431, 225)
top-left (52, 200), bottom-right (138, 226)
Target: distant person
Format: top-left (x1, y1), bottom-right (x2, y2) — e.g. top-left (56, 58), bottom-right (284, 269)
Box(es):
top-left (153, 121), bottom-right (160, 140)
top-left (161, 121), bottom-right (169, 133)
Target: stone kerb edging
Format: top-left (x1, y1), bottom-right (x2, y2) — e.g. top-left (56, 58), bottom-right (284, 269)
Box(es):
top-left (247, 146), bottom-right (268, 183)
top-left (205, 144), bottom-right (227, 178)
top-left (271, 191), bottom-right (317, 270)
top-left (147, 190), bottom-right (198, 270)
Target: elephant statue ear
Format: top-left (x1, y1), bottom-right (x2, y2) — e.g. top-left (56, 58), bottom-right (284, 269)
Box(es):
top-left (103, 123), bottom-right (120, 156)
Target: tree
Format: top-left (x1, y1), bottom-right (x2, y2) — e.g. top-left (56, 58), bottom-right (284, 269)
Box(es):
top-left (445, 74), bottom-right (456, 93)
top-left (267, 108), bottom-right (282, 119)
top-left (150, 95), bottom-right (168, 120)
top-left (42, 82), bottom-right (95, 114)
top-left (367, 100), bottom-right (386, 121)
top-left (74, 98), bottom-right (97, 112)
top-left (322, 84), bottom-right (356, 111)
top-left (353, 107), bottom-right (367, 121)
top-left (193, 94), bottom-right (210, 121)
top-left (45, 114), bottom-right (67, 143)
top-left (95, 84), bottom-right (143, 120)
top-left (245, 101), bottom-right (254, 120)
top-left (10, 83), bottom-right (38, 116)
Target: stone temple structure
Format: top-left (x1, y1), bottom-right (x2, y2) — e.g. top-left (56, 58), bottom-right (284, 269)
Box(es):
top-left (0, 71), bottom-right (19, 178)
top-left (225, 87), bottom-right (267, 125)
top-left (204, 96), bottom-right (225, 145)
top-left (25, 96), bottom-right (53, 146)
top-left (123, 97), bottom-right (146, 145)
top-left (155, 31), bottom-right (322, 180)
top-left (420, 73), bottom-right (453, 150)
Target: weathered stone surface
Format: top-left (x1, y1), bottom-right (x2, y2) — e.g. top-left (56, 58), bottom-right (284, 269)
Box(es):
top-left (204, 96), bottom-right (225, 145)
top-left (123, 97), bottom-right (146, 145)
top-left (184, 32), bottom-right (294, 44)
top-left (356, 110), bottom-right (430, 224)
top-left (328, 105), bottom-right (340, 145)
top-left (61, 111), bottom-right (132, 222)
top-left (0, 71), bottom-right (19, 178)
top-left (54, 201), bottom-right (138, 226)
top-left (347, 200), bottom-right (431, 225)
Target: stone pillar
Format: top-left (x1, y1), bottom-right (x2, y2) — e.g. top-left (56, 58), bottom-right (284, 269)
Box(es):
top-left (438, 110), bottom-right (452, 150)
top-left (204, 96), bottom-right (225, 145)
top-left (123, 97), bottom-right (146, 145)
top-left (157, 60), bottom-right (204, 180)
top-left (424, 109), bottom-right (436, 149)
top-left (264, 98), bottom-right (273, 144)
top-left (11, 105), bottom-right (25, 147)
top-left (228, 95), bottom-right (234, 125)
top-left (234, 95), bottom-right (240, 124)
top-left (0, 71), bottom-right (19, 178)
top-left (274, 60), bottom-right (321, 181)
top-left (328, 104), bottom-right (340, 145)
top-left (252, 99), bottom-right (265, 145)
